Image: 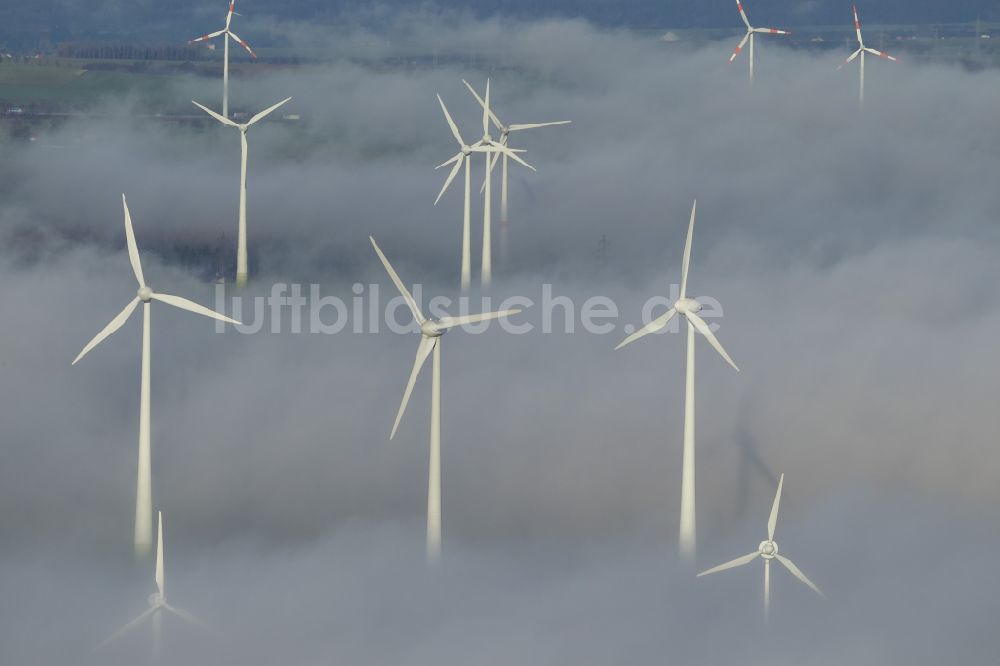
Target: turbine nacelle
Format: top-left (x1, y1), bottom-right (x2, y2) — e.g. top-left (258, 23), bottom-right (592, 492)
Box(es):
top-left (460, 144), bottom-right (484, 157)
top-left (674, 297), bottom-right (702, 315)
top-left (758, 539), bottom-right (778, 560)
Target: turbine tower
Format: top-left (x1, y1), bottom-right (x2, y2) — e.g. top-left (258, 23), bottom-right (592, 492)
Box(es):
top-left (370, 237), bottom-right (520, 564)
top-left (839, 4), bottom-right (898, 110)
top-left (99, 512), bottom-right (208, 658)
top-left (461, 79), bottom-right (571, 251)
top-left (433, 94), bottom-right (490, 292)
top-left (728, 0), bottom-right (790, 84)
top-left (192, 97), bottom-right (292, 287)
top-left (465, 79), bottom-right (535, 287)
top-left (615, 200), bottom-right (740, 562)
top-left (698, 474), bottom-right (824, 619)
top-left (188, 0), bottom-right (257, 119)
top-left (73, 196), bottom-right (240, 555)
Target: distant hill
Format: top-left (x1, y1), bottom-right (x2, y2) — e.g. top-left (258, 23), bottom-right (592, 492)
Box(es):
top-left (1, 1), bottom-right (998, 51)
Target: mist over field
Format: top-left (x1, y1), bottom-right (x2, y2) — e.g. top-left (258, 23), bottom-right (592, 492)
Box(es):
top-left (1, 8), bottom-right (1000, 665)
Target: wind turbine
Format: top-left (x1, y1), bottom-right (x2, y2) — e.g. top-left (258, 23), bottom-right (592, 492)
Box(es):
top-left (728, 0), bottom-right (790, 84)
top-left (464, 79), bottom-right (535, 287)
top-left (461, 79), bottom-right (571, 230)
top-left (615, 200), bottom-right (739, 563)
top-left (188, 0), bottom-right (257, 119)
top-left (433, 94), bottom-right (491, 292)
top-left (192, 97), bottom-right (292, 287)
top-left (839, 4), bottom-right (898, 110)
top-left (698, 474), bottom-right (824, 618)
top-left (99, 512), bottom-right (208, 658)
top-left (73, 196), bottom-right (240, 555)
top-left (370, 237), bottom-right (520, 564)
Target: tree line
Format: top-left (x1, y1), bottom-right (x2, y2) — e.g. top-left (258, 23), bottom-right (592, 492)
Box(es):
top-left (55, 43), bottom-right (204, 61)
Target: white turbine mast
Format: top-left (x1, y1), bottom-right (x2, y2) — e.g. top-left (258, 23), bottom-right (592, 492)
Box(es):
top-left (98, 512), bottom-right (209, 659)
top-left (188, 0), bottom-right (257, 119)
top-left (615, 200), bottom-right (739, 562)
top-left (72, 196), bottom-right (240, 555)
top-left (838, 4), bottom-right (898, 110)
top-left (192, 97), bottom-right (292, 287)
top-left (462, 79), bottom-right (535, 288)
top-left (697, 474), bottom-right (824, 619)
top-left (728, 0), bottom-right (790, 84)
top-left (370, 237), bottom-right (520, 564)
top-left (433, 94), bottom-right (491, 292)
top-left (461, 79), bottom-right (571, 231)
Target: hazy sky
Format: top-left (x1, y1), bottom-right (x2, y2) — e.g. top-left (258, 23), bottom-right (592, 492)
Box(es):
top-left (2, 0), bottom-right (999, 47)
top-left (1, 10), bottom-right (1000, 666)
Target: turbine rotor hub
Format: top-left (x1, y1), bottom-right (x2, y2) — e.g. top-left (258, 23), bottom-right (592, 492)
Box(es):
top-left (147, 592), bottom-right (164, 607)
top-left (138, 286), bottom-right (154, 303)
top-left (674, 297), bottom-right (701, 315)
top-left (420, 320), bottom-right (445, 337)
top-left (758, 540), bottom-right (778, 560)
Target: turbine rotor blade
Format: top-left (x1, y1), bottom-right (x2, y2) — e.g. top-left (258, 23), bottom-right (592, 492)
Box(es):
top-left (614, 308), bottom-right (676, 351)
top-left (189, 29), bottom-right (226, 44)
top-left (837, 49), bottom-right (862, 70)
top-left (151, 293), bottom-right (241, 325)
top-left (679, 200), bottom-right (696, 299)
top-left (736, 0), bottom-right (751, 28)
top-left (479, 148), bottom-right (504, 195)
top-left (164, 604), bottom-right (211, 630)
top-left (437, 309), bottom-right (521, 328)
top-left (686, 312), bottom-right (740, 372)
top-left (864, 47), bottom-right (897, 62)
top-left (754, 27), bottom-right (790, 35)
top-left (493, 141), bottom-right (535, 171)
top-left (697, 551), bottom-right (759, 577)
top-left (155, 511), bottom-right (164, 597)
top-left (435, 153), bottom-right (462, 170)
top-left (122, 195), bottom-right (146, 288)
top-left (508, 120), bottom-right (572, 131)
top-left (192, 100), bottom-right (239, 127)
top-left (391, 336), bottom-right (437, 439)
top-left (227, 30), bottom-right (257, 58)
top-left (768, 473), bottom-right (784, 541)
top-left (248, 97), bottom-right (292, 126)
top-left (462, 79), bottom-right (503, 131)
top-left (72, 298), bottom-right (140, 365)
top-left (436, 94), bottom-right (465, 147)
top-left (729, 31), bottom-right (751, 62)
top-left (853, 4), bottom-right (863, 46)
top-left (434, 157), bottom-right (464, 205)
top-left (369, 237), bottom-right (424, 323)
top-left (775, 554), bottom-right (824, 597)
top-left (97, 607), bottom-right (157, 648)
top-left (482, 78), bottom-right (491, 136)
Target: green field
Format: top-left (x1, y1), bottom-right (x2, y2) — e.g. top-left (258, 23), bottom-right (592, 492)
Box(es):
top-left (0, 58), bottom-right (271, 111)
top-left (0, 62), bottom-right (159, 106)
